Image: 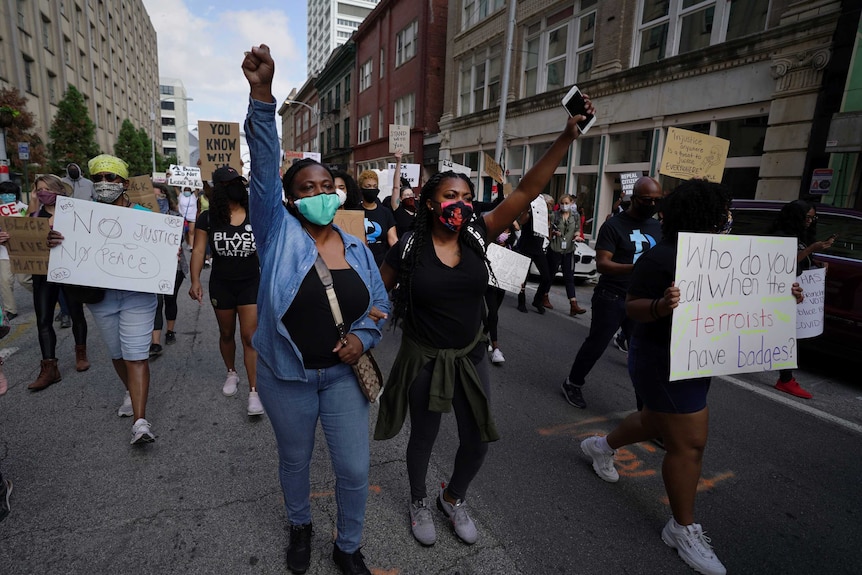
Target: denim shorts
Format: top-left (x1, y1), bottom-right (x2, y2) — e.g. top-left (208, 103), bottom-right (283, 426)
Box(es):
top-left (88, 289), bottom-right (158, 361)
top-left (628, 337), bottom-right (710, 414)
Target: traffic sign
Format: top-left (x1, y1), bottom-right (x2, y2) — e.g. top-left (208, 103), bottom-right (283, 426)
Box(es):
top-left (17, 142), bottom-right (29, 160)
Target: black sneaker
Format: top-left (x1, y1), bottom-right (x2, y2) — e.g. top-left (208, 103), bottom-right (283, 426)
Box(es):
top-left (286, 523), bottom-right (312, 574)
top-left (149, 343), bottom-right (163, 357)
top-left (0, 478), bottom-right (12, 523)
top-left (165, 331), bottom-right (176, 345)
top-left (59, 313), bottom-right (72, 329)
top-left (332, 545), bottom-right (371, 575)
top-left (562, 380), bottom-right (587, 409)
top-left (613, 331), bottom-right (629, 353)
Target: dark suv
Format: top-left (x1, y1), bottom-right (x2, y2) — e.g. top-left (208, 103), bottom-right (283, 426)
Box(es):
top-left (730, 199), bottom-right (862, 358)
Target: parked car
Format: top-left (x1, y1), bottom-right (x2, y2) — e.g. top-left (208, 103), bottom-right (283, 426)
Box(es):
top-left (529, 240), bottom-right (598, 284)
top-left (730, 199), bottom-right (862, 358)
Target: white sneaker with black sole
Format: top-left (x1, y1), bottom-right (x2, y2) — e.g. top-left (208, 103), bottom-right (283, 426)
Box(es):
top-left (131, 418), bottom-right (155, 445)
top-left (661, 518), bottom-right (727, 575)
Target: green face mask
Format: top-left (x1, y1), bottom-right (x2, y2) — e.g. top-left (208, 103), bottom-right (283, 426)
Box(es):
top-left (295, 193), bottom-right (341, 226)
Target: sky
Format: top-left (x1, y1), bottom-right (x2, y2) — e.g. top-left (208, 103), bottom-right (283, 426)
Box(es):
top-left (142, 0), bottom-right (308, 137)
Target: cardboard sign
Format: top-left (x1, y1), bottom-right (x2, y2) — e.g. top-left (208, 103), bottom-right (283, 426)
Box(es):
top-left (127, 176), bottom-right (159, 213)
top-left (809, 169), bottom-right (833, 195)
top-left (620, 172), bottom-right (641, 196)
top-left (439, 159), bottom-right (472, 177)
top-left (386, 163), bottom-right (421, 187)
top-left (168, 165), bottom-right (203, 189)
top-left (796, 267), bottom-right (825, 338)
top-left (333, 210), bottom-right (367, 244)
top-left (0, 216), bottom-right (50, 274)
top-left (487, 243), bottom-right (531, 293)
top-left (389, 124), bottom-right (410, 153)
top-left (659, 128), bottom-right (729, 183)
top-left (530, 196), bottom-right (549, 238)
top-left (48, 197), bottom-right (184, 295)
top-left (670, 233), bottom-right (798, 381)
top-left (483, 153), bottom-right (504, 184)
top-left (198, 121), bottom-right (242, 181)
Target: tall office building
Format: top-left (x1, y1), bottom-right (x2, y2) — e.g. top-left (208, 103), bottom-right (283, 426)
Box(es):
top-left (307, 0), bottom-right (379, 76)
top-left (158, 77), bottom-right (190, 165)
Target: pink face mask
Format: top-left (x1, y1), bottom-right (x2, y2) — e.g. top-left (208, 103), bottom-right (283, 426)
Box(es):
top-left (36, 190), bottom-right (58, 206)
top-left (438, 200), bottom-right (474, 231)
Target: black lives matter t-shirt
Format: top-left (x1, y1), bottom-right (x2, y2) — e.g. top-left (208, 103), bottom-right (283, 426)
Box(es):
top-left (594, 211), bottom-right (662, 296)
top-left (196, 210), bottom-right (259, 282)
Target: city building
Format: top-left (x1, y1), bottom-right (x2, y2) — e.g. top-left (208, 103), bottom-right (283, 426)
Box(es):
top-left (316, 41), bottom-right (355, 172)
top-left (158, 77), bottom-right (191, 165)
top-left (278, 79), bottom-right (320, 169)
top-left (437, 0), bottom-right (860, 238)
top-left (0, 0), bottom-right (159, 162)
top-left (307, 0), bottom-right (379, 77)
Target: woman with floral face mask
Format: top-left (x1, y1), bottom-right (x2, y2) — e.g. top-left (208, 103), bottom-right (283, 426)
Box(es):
top-left (47, 155), bottom-right (159, 446)
top-left (22, 174), bottom-right (90, 392)
top-left (375, 102), bottom-right (592, 547)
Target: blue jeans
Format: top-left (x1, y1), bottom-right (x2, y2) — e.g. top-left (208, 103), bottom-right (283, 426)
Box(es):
top-left (567, 286), bottom-right (632, 387)
top-left (256, 361), bottom-right (369, 553)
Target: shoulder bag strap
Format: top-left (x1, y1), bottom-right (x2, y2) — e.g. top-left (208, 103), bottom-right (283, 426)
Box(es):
top-left (312, 255), bottom-right (349, 344)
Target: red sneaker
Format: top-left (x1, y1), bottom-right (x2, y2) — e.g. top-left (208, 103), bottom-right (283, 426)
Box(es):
top-left (774, 377), bottom-right (813, 399)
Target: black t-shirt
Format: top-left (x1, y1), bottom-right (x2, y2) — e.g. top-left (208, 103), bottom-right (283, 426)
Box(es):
top-left (594, 210), bottom-right (662, 296)
top-left (384, 218), bottom-right (489, 349)
top-left (393, 205), bottom-right (415, 238)
top-left (282, 267), bottom-right (370, 369)
top-left (364, 205), bottom-right (396, 260)
top-left (628, 238), bottom-right (675, 345)
top-left (516, 214), bottom-right (545, 256)
top-left (196, 210), bottom-right (259, 282)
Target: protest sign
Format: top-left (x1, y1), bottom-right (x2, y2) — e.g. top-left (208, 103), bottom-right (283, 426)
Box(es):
top-left (0, 216), bottom-right (49, 274)
top-left (659, 128), bottom-right (729, 183)
top-left (386, 163), bottom-right (421, 187)
top-left (152, 172), bottom-right (167, 184)
top-left (670, 233), bottom-right (798, 381)
top-left (530, 196), bottom-right (549, 238)
top-left (198, 121), bottom-right (242, 181)
top-left (620, 172), bottom-right (641, 196)
top-left (487, 243), bottom-right (531, 294)
top-left (168, 165), bottom-right (203, 189)
top-left (796, 267), bottom-right (825, 338)
top-left (0, 201), bottom-right (27, 217)
top-left (439, 159), bottom-right (472, 177)
top-left (333, 210), bottom-right (367, 244)
top-left (127, 175), bottom-right (158, 212)
top-left (483, 153), bottom-right (504, 183)
top-left (48, 197), bottom-right (184, 295)
top-left (809, 169), bottom-right (833, 195)
top-left (389, 124), bottom-right (410, 153)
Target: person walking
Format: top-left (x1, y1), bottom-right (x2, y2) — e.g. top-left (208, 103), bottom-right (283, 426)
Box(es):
top-left (514, 199), bottom-right (553, 314)
top-left (561, 176), bottom-right (663, 409)
top-left (178, 186), bottom-right (199, 249)
top-left (357, 170), bottom-right (397, 266)
top-left (243, 44), bottom-right (389, 575)
top-left (150, 183), bottom-right (187, 355)
top-left (374, 103), bottom-right (593, 547)
top-left (0, 181), bottom-right (27, 321)
top-left (538, 193), bottom-right (587, 316)
top-left (189, 166), bottom-right (263, 416)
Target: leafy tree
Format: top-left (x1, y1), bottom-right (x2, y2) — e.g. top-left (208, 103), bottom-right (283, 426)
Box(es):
top-left (0, 87), bottom-right (47, 175)
top-left (113, 119), bottom-right (150, 176)
top-left (158, 152), bottom-right (177, 172)
top-left (46, 85), bottom-right (100, 174)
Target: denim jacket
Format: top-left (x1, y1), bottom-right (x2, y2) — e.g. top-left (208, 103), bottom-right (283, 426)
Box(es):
top-left (244, 98), bottom-right (389, 381)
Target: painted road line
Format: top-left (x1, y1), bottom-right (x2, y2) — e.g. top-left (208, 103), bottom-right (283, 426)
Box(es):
top-left (721, 374), bottom-right (862, 436)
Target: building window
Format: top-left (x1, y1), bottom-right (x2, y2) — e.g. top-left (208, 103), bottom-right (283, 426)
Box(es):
top-left (359, 59), bottom-right (372, 91)
top-left (716, 115), bottom-right (767, 157)
top-left (160, 85), bottom-right (175, 95)
top-left (334, 82), bottom-right (341, 109)
top-left (79, 49), bottom-right (87, 79)
top-left (636, 0), bottom-right (770, 66)
top-left (358, 114), bottom-right (371, 144)
top-left (522, 3), bottom-right (595, 98)
top-left (343, 118), bottom-right (350, 147)
top-left (64, 36), bottom-right (71, 65)
top-left (378, 107), bottom-right (384, 142)
top-left (17, 0), bottom-right (27, 29)
top-left (608, 130), bottom-right (653, 164)
top-left (334, 123), bottom-right (340, 150)
top-left (462, 0), bottom-right (505, 31)
top-left (394, 93), bottom-right (415, 127)
top-left (396, 20), bottom-right (418, 67)
top-left (161, 116), bottom-right (176, 126)
top-left (344, 73), bottom-right (351, 103)
top-left (380, 48), bottom-right (385, 78)
top-left (161, 100), bottom-right (175, 110)
top-left (0, 39), bottom-right (6, 79)
top-left (42, 14), bottom-right (54, 51)
top-left (162, 132), bottom-right (176, 141)
top-left (23, 55), bottom-right (34, 93)
top-left (458, 44), bottom-right (502, 115)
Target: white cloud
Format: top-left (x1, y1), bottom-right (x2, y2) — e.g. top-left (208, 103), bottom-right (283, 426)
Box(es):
top-left (143, 0), bottom-right (308, 134)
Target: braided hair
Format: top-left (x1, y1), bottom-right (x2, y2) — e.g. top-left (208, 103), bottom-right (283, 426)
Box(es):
top-left (390, 170), bottom-right (495, 329)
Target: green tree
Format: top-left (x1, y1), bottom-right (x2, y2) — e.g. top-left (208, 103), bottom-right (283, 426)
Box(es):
top-left (113, 119), bottom-right (149, 176)
top-left (46, 85), bottom-right (100, 174)
top-left (0, 87), bottom-right (47, 177)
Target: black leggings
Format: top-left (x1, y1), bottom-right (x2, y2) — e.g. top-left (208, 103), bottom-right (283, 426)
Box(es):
top-left (483, 286), bottom-right (505, 342)
top-left (32, 275), bottom-right (87, 359)
top-left (407, 349), bottom-right (491, 502)
top-left (154, 270), bottom-right (185, 331)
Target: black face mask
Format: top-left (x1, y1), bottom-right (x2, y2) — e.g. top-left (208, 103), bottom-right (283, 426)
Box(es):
top-left (224, 181), bottom-right (246, 202)
top-left (632, 197), bottom-right (658, 219)
top-left (362, 188), bottom-right (379, 203)
top-left (68, 167), bottom-right (80, 180)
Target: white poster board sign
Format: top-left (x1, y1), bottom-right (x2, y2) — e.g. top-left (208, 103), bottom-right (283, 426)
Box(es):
top-left (487, 243), bottom-right (531, 294)
top-left (388, 124), bottom-right (410, 153)
top-left (152, 172), bottom-right (167, 184)
top-left (796, 267), bottom-right (825, 338)
top-left (439, 159), bottom-right (472, 177)
top-left (168, 165), bottom-right (203, 189)
top-left (48, 197), bottom-right (184, 295)
top-left (387, 162), bottom-right (421, 187)
top-left (670, 233), bottom-right (799, 381)
top-left (530, 196), bottom-right (549, 238)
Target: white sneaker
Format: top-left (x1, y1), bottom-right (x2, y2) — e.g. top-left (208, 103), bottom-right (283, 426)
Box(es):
top-left (130, 418), bottom-right (155, 445)
top-left (247, 391), bottom-right (265, 416)
top-left (223, 370), bottom-right (239, 397)
top-left (490, 348), bottom-right (505, 364)
top-left (662, 518), bottom-right (727, 575)
top-left (580, 436), bottom-right (619, 483)
top-left (117, 392), bottom-right (133, 417)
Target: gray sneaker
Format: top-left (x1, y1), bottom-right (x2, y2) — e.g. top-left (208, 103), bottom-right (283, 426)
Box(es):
top-left (436, 487), bottom-right (477, 544)
top-left (117, 392), bottom-right (133, 417)
top-left (409, 498), bottom-right (436, 546)
top-left (580, 436), bottom-right (619, 483)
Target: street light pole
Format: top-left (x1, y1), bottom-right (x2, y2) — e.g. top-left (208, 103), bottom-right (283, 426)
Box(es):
top-left (284, 99), bottom-right (321, 153)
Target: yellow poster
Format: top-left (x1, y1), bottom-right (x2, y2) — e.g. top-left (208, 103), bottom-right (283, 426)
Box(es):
top-left (659, 128), bottom-right (730, 183)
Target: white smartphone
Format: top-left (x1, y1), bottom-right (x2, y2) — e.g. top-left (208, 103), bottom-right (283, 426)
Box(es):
top-left (561, 85), bottom-right (596, 135)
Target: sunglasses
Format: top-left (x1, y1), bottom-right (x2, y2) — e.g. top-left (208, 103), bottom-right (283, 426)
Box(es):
top-left (91, 173), bottom-right (122, 183)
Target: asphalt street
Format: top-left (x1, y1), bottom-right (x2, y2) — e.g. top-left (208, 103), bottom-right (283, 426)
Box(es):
top-left (1, 271), bottom-right (860, 575)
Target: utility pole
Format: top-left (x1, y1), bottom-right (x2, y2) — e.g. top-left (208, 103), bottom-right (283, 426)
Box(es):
top-left (494, 0), bottom-right (518, 168)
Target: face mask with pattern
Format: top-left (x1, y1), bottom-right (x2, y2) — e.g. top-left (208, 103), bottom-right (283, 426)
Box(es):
top-left (437, 200), bottom-right (473, 232)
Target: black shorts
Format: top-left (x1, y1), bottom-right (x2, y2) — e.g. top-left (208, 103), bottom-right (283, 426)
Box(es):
top-left (209, 277), bottom-right (259, 310)
top-left (628, 337), bottom-right (710, 414)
